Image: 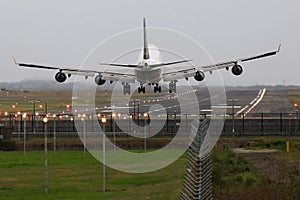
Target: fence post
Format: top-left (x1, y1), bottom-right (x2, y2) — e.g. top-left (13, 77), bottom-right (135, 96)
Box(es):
top-left (242, 114), bottom-right (245, 135)
top-left (261, 113), bottom-right (264, 134)
top-left (166, 113), bottom-right (169, 134)
top-left (296, 110), bottom-right (299, 134)
top-left (280, 113), bottom-right (283, 133)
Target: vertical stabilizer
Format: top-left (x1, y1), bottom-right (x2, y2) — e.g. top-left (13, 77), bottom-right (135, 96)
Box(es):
top-left (143, 18), bottom-right (150, 59)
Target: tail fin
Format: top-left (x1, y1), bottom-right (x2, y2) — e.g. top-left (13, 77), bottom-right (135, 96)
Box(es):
top-left (143, 18), bottom-right (150, 59)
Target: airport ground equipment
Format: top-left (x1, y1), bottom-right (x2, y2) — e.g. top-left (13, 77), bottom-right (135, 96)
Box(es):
top-left (181, 119), bottom-right (212, 200)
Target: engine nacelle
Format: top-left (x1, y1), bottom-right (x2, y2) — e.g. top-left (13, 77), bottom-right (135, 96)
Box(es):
top-left (95, 75), bottom-right (106, 85)
top-left (194, 71), bottom-right (205, 81)
top-left (55, 72), bottom-right (67, 83)
top-left (232, 65), bottom-right (243, 76)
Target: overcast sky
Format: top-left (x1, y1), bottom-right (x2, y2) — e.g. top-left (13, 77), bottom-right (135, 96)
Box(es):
top-left (0, 0), bottom-right (299, 86)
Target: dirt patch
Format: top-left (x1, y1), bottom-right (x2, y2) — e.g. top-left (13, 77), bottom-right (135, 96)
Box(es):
top-left (217, 148), bottom-right (300, 199)
top-left (238, 151), bottom-right (300, 184)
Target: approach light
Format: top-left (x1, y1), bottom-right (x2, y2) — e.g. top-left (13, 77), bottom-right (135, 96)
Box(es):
top-left (101, 116), bottom-right (107, 124)
top-left (43, 117), bottom-right (48, 123)
top-left (143, 112), bottom-right (148, 118)
top-left (66, 104), bottom-right (71, 112)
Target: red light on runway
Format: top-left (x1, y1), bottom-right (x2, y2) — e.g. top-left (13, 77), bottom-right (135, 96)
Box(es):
top-left (66, 104), bottom-right (71, 112)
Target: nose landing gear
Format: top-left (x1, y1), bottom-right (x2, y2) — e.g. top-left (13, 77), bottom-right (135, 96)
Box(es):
top-left (169, 81), bottom-right (177, 93)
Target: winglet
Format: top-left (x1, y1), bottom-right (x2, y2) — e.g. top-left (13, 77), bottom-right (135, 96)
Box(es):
top-left (277, 44), bottom-right (281, 53)
top-left (12, 56), bottom-right (19, 65)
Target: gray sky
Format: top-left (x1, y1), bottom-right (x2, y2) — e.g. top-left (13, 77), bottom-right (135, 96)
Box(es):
top-left (0, 0), bottom-right (299, 86)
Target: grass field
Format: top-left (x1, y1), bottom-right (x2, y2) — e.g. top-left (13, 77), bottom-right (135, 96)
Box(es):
top-left (0, 150), bottom-right (185, 200)
top-left (2, 88), bottom-right (300, 199)
top-left (1, 138), bottom-right (300, 199)
top-left (0, 90), bottom-right (72, 113)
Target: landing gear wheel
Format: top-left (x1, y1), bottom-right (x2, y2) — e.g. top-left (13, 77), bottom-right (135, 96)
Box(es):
top-left (138, 87), bottom-right (146, 94)
top-left (154, 86), bottom-right (162, 93)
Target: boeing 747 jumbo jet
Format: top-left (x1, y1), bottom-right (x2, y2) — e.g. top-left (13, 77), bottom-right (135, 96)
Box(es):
top-left (14, 18), bottom-right (280, 95)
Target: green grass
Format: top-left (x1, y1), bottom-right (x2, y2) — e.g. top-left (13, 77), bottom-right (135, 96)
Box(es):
top-left (2, 137), bottom-right (300, 199)
top-left (243, 137), bottom-right (300, 152)
top-left (212, 147), bottom-right (261, 196)
top-left (0, 150), bottom-right (185, 200)
top-left (0, 148), bottom-right (264, 200)
top-left (0, 90), bottom-right (72, 113)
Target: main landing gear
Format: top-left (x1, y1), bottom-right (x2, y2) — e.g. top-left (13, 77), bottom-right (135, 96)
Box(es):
top-left (169, 81), bottom-right (177, 93)
top-left (138, 83), bottom-right (161, 94)
top-left (138, 86), bottom-right (146, 94)
top-left (154, 84), bottom-right (161, 93)
top-left (124, 82), bottom-right (177, 94)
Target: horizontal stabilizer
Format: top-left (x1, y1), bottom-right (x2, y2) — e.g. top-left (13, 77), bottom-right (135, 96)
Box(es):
top-left (99, 63), bottom-right (139, 68)
top-left (150, 59), bottom-right (192, 68)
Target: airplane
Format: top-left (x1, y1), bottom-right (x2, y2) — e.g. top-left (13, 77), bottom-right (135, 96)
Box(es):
top-left (14, 18), bottom-right (280, 95)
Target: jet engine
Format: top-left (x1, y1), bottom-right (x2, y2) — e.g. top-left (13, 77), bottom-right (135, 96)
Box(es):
top-left (194, 71), bottom-right (205, 81)
top-left (232, 65), bottom-right (243, 76)
top-left (55, 72), bottom-right (67, 83)
top-left (95, 75), bottom-right (106, 85)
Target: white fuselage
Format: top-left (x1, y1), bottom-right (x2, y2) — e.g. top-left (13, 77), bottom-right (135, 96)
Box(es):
top-left (135, 44), bottom-right (162, 84)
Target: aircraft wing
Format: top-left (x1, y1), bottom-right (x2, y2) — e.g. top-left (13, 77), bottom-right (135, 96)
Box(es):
top-left (14, 58), bottom-right (136, 82)
top-left (162, 67), bottom-right (196, 82)
top-left (201, 45), bottom-right (281, 73)
top-left (162, 45), bottom-right (280, 82)
top-left (101, 71), bottom-right (136, 83)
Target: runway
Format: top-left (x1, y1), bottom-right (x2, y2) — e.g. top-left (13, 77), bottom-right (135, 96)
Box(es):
top-left (91, 87), bottom-right (297, 118)
top-left (226, 89), bottom-right (296, 115)
top-left (248, 90), bottom-right (296, 113)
